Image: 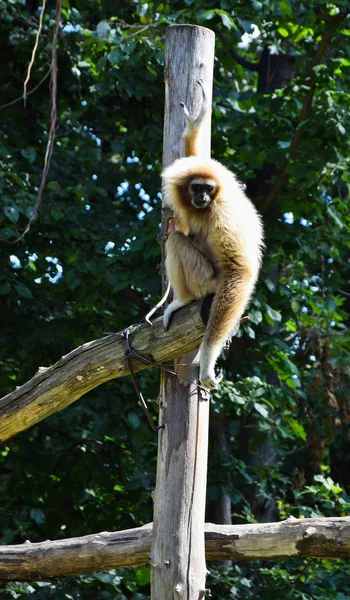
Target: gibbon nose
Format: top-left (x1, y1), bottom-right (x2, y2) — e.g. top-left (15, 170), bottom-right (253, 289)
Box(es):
top-left (193, 196), bottom-right (209, 208)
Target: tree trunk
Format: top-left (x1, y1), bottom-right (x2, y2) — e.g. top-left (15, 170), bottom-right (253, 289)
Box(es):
top-left (150, 25), bottom-right (215, 599)
top-left (257, 47), bottom-right (295, 94)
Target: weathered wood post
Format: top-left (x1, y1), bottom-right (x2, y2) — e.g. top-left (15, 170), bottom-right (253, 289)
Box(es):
top-left (151, 25), bottom-right (215, 599)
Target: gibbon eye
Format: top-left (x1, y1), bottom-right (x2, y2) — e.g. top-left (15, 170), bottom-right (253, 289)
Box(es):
top-left (191, 183), bottom-right (200, 193)
top-left (205, 184), bottom-right (214, 193)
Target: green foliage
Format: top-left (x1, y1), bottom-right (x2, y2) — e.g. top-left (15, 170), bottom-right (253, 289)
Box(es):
top-left (0, 0), bottom-right (349, 598)
top-left (208, 558), bottom-right (350, 599)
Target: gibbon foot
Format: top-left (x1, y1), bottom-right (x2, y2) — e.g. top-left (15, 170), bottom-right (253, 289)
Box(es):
top-left (200, 367), bottom-right (223, 391)
top-left (180, 80), bottom-right (207, 129)
top-left (163, 299), bottom-right (187, 331)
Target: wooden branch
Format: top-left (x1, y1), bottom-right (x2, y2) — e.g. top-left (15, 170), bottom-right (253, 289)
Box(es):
top-left (261, 11), bottom-right (348, 214)
top-left (0, 301), bottom-right (206, 442)
top-left (1, 517), bottom-right (349, 581)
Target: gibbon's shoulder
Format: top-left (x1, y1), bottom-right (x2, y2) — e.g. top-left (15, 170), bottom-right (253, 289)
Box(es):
top-left (162, 156), bottom-right (237, 189)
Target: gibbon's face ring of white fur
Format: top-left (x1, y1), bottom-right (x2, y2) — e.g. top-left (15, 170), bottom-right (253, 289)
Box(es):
top-left (189, 177), bottom-right (217, 209)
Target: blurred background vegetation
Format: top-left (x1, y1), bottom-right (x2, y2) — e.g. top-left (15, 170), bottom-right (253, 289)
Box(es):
top-left (0, 0), bottom-right (349, 597)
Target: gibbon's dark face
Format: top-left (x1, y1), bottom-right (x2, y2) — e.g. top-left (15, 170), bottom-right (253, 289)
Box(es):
top-left (189, 177), bottom-right (217, 209)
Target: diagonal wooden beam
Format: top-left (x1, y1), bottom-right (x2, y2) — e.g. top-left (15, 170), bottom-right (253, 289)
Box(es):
top-left (0, 301), bottom-right (206, 442)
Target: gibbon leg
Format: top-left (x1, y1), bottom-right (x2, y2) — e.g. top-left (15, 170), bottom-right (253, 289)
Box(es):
top-left (164, 231), bottom-right (216, 330)
top-left (200, 270), bottom-right (254, 389)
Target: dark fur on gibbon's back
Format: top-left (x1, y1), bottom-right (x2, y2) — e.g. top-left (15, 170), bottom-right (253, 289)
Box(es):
top-left (162, 82), bottom-right (264, 390)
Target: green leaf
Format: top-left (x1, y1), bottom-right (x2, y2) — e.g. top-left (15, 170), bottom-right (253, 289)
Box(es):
top-left (221, 12), bottom-right (233, 29)
top-left (265, 277), bottom-right (276, 291)
top-left (245, 325), bottom-right (256, 339)
top-left (0, 283), bottom-right (10, 295)
top-left (46, 181), bottom-right (60, 191)
top-left (294, 27), bottom-right (310, 42)
top-left (7, 172), bottom-right (24, 187)
top-left (285, 417), bottom-right (307, 441)
top-left (30, 508), bottom-right (45, 525)
top-left (14, 284), bottom-right (33, 298)
top-left (279, 0), bottom-right (292, 15)
top-left (113, 484), bottom-right (125, 492)
top-left (111, 139), bottom-right (125, 153)
top-left (254, 402), bottom-right (269, 418)
top-left (71, 7), bottom-right (81, 20)
top-left (113, 279), bottom-right (129, 291)
top-left (96, 56), bottom-right (107, 72)
top-left (278, 27), bottom-right (289, 37)
top-left (135, 567), bottom-right (151, 586)
top-left (286, 377), bottom-right (300, 388)
top-left (127, 412), bottom-right (141, 428)
top-left (327, 205), bottom-right (343, 228)
top-left (265, 305), bottom-right (282, 323)
top-left (3, 206), bottom-right (19, 223)
top-left (21, 147), bottom-right (37, 163)
top-left (108, 48), bottom-right (123, 66)
top-left (66, 271), bottom-right (81, 290)
top-left (96, 20), bottom-right (111, 40)
top-left (291, 301), bottom-right (299, 314)
top-left (249, 310), bottom-right (263, 324)
top-left (202, 9), bottom-right (237, 29)
top-left (337, 122), bottom-right (346, 135)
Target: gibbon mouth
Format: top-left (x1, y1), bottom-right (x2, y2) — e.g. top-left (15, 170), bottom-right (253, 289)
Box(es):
top-left (192, 197), bottom-right (211, 209)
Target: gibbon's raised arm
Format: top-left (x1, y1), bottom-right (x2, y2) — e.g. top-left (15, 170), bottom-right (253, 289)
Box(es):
top-left (181, 79), bottom-right (209, 158)
top-left (162, 82), bottom-right (264, 390)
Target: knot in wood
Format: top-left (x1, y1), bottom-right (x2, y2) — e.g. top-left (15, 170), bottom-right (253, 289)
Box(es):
top-left (303, 526), bottom-right (317, 538)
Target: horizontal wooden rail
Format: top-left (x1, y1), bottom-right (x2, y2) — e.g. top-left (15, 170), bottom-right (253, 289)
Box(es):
top-left (0, 517), bottom-right (349, 580)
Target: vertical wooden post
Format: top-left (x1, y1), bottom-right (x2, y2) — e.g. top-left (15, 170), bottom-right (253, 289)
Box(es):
top-left (151, 25), bottom-right (215, 599)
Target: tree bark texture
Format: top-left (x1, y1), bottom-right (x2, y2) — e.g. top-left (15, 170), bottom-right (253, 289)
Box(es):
top-left (0, 301), bottom-right (206, 442)
top-left (151, 25), bottom-right (215, 600)
top-left (1, 517), bottom-right (349, 581)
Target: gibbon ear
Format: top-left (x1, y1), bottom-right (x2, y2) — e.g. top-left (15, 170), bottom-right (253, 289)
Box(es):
top-left (200, 293), bottom-right (215, 325)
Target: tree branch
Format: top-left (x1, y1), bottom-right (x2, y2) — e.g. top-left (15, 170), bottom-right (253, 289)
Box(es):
top-left (214, 27), bottom-right (258, 71)
top-left (0, 517), bottom-right (349, 581)
top-left (227, 46), bottom-right (259, 71)
top-left (261, 11), bottom-right (349, 214)
top-left (0, 301), bottom-right (206, 442)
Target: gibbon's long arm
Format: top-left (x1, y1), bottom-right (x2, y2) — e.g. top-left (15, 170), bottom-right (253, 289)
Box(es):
top-left (199, 266), bottom-right (255, 390)
top-left (181, 80), bottom-right (208, 157)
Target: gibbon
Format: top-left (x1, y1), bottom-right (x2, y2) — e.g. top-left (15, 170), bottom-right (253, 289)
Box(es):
top-left (162, 82), bottom-right (264, 390)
